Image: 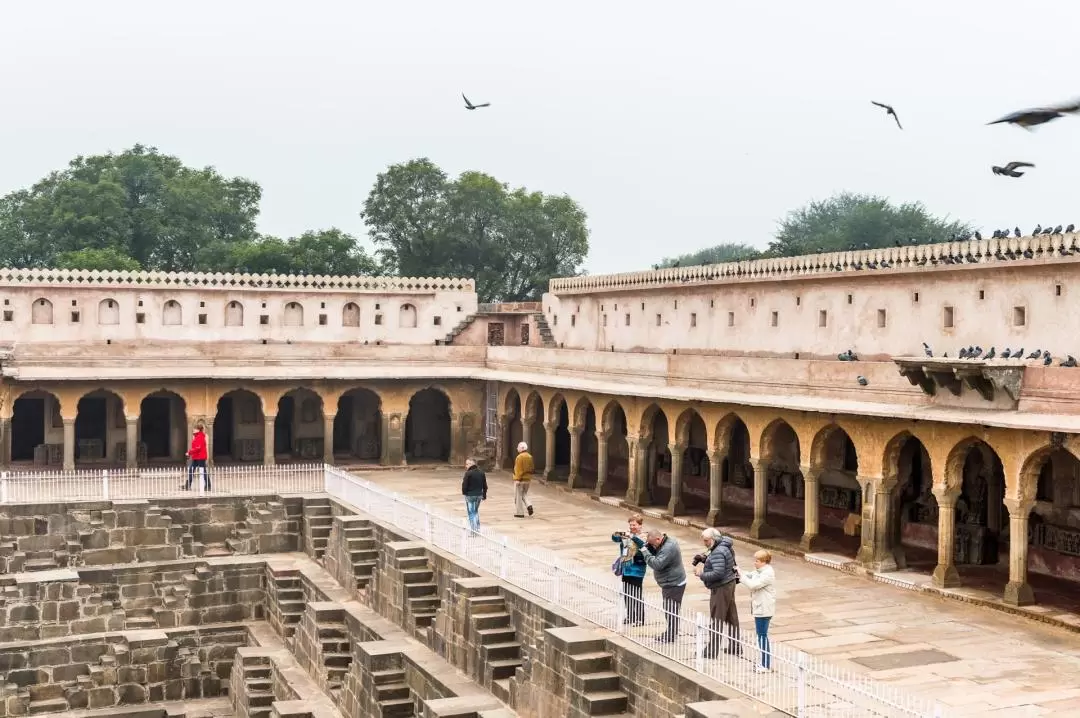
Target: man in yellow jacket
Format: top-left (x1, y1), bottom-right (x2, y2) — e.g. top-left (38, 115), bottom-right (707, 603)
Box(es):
top-left (513, 441), bottom-right (535, 518)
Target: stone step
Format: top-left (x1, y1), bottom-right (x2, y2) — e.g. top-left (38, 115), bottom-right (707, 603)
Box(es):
top-left (579, 670), bottom-right (621, 693)
top-left (245, 667), bottom-right (272, 680)
top-left (279, 600), bottom-right (306, 614)
top-left (353, 560), bottom-right (376, 575)
top-left (569, 652), bottom-right (613, 674)
top-left (473, 612), bottom-right (511, 631)
top-left (318, 624), bottom-right (347, 638)
top-left (249, 708), bottom-right (272, 718)
top-left (396, 556), bottom-right (428, 570)
top-left (488, 658), bottom-right (522, 681)
top-left (467, 596), bottom-right (506, 613)
top-left (350, 548), bottom-right (377, 561)
top-left (376, 682), bottom-right (410, 701)
top-left (413, 612), bottom-right (437, 627)
top-left (405, 582), bottom-right (437, 598)
top-left (29, 698), bottom-right (68, 715)
top-left (248, 690), bottom-right (275, 708)
top-left (324, 652), bottom-right (351, 668)
top-left (491, 678), bottom-right (511, 703)
top-left (401, 568), bottom-right (433, 583)
top-left (322, 640), bottom-right (350, 654)
top-left (277, 588), bottom-right (303, 601)
top-left (371, 669), bottom-right (406, 686)
top-left (476, 627), bottom-right (517, 645)
top-left (126, 617), bottom-right (157, 630)
top-left (246, 679), bottom-right (271, 692)
top-left (481, 642), bottom-right (521, 662)
top-left (203, 543), bottom-right (231, 557)
top-left (305, 504), bottom-right (332, 516)
top-left (409, 596), bottom-right (440, 611)
top-left (225, 539), bottom-right (246, 553)
top-left (377, 697), bottom-right (415, 717)
top-left (24, 559), bottom-right (58, 572)
top-left (581, 690), bottom-right (628, 715)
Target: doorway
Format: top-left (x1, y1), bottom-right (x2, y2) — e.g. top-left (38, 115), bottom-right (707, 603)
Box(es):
top-left (275, 396), bottom-right (295, 456)
top-left (11, 397), bottom-right (45, 462)
top-left (214, 396), bottom-right (234, 460)
top-left (141, 397), bottom-right (172, 459)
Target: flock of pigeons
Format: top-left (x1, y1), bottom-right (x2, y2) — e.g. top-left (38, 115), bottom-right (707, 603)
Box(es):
top-left (922, 342), bottom-right (1078, 368)
top-left (873, 96), bottom-right (1080, 179)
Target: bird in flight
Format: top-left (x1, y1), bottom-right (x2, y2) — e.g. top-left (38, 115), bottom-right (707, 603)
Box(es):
top-left (871, 101), bottom-right (902, 129)
top-left (988, 98), bottom-right (1080, 129)
top-left (462, 93), bottom-right (490, 111)
top-left (991, 161), bottom-right (1035, 178)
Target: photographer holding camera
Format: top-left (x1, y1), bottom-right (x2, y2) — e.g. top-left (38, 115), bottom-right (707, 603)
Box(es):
top-left (693, 527), bottom-right (741, 659)
top-left (610, 514), bottom-right (647, 625)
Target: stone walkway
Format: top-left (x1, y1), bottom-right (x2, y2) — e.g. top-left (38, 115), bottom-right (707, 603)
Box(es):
top-left (356, 466), bottom-right (1080, 717)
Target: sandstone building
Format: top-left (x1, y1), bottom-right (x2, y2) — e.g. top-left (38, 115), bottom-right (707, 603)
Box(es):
top-left (3, 231), bottom-right (1080, 615)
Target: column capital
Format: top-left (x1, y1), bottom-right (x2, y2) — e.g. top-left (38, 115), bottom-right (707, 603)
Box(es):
top-left (667, 442), bottom-right (686, 454)
top-left (594, 430), bottom-right (609, 442)
top-left (801, 464), bottom-right (823, 482)
top-left (932, 485), bottom-right (961, 505)
top-left (1003, 497), bottom-right (1035, 515)
top-left (125, 415), bottom-right (139, 424)
top-left (543, 420), bottom-right (557, 432)
top-left (860, 474), bottom-right (896, 493)
top-left (569, 424), bottom-right (584, 436)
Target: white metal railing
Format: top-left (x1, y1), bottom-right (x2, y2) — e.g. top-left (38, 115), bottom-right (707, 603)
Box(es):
top-left (0, 463), bottom-right (324, 503)
top-left (325, 466), bottom-right (945, 718)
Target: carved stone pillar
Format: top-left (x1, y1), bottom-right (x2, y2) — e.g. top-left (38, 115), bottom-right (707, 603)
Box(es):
top-left (932, 489), bottom-right (961, 588)
top-left (495, 415), bottom-right (508, 469)
top-left (1003, 498), bottom-right (1035, 606)
top-left (800, 465), bottom-right (822, 552)
top-left (594, 431), bottom-right (609, 496)
top-left (706, 450), bottom-right (724, 525)
top-left (126, 417), bottom-right (139, 469)
top-left (204, 419), bottom-right (215, 466)
top-left (667, 443), bottom-right (686, 516)
top-left (521, 420), bottom-right (533, 458)
top-left (625, 434), bottom-right (646, 505)
top-left (567, 425), bottom-right (583, 489)
top-left (263, 416), bottom-right (276, 466)
top-left (63, 418), bottom-right (75, 471)
top-left (857, 477), bottom-right (899, 571)
top-left (543, 421), bottom-right (556, 479)
top-left (323, 414), bottom-right (336, 464)
top-left (0, 418), bottom-right (11, 468)
top-left (382, 412), bottom-right (406, 466)
top-left (749, 459), bottom-right (776, 539)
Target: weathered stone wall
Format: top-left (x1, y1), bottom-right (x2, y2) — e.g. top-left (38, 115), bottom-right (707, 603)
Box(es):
top-left (0, 625), bottom-right (251, 715)
top-left (0, 496), bottom-right (303, 574)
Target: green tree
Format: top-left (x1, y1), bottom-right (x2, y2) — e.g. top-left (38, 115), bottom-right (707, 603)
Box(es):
top-left (768, 192), bottom-right (972, 257)
top-left (361, 158), bottom-right (589, 302)
top-left (54, 247), bottom-right (143, 272)
top-left (0, 144), bottom-right (261, 271)
top-left (196, 229), bottom-right (379, 277)
top-left (657, 242), bottom-right (760, 268)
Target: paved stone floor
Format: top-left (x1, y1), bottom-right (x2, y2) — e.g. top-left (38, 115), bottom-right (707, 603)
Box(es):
top-left (355, 466), bottom-right (1080, 717)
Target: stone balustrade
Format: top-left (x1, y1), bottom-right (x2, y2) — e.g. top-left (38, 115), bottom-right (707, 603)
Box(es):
top-left (549, 233), bottom-right (1080, 293)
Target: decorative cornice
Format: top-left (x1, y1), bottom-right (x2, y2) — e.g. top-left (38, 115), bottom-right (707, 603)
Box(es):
top-left (549, 233), bottom-right (1079, 293)
top-left (0, 267), bottom-right (474, 293)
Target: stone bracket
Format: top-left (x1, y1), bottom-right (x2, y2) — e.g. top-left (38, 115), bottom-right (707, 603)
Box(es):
top-left (894, 358), bottom-right (1025, 404)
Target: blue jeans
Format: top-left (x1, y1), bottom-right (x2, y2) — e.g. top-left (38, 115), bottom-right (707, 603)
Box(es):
top-left (464, 496), bottom-right (482, 532)
top-left (755, 616), bottom-right (772, 668)
top-left (186, 460), bottom-right (210, 490)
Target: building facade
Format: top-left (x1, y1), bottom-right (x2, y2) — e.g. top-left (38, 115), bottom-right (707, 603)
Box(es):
top-left (3, 234), bottom-right (1080, 614)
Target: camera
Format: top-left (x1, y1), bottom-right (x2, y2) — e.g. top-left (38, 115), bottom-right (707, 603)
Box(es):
top-left (691, 553), bottom-right (707, 567)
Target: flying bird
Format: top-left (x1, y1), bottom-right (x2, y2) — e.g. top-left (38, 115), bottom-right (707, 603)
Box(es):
top-left (462, 93), bottom-right (490, 111)
top-left (871, 101), bottom-right (902, 129)
top-left (992, 162), bottom-right (1035, 178)
top-left (988, 98), bottom-right (1080, 129)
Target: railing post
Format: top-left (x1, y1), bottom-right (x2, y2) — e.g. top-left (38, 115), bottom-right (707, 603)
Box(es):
top-left (0, 471), bottom-right (7, 503)
top-left (694, 612), bottom-right (705, 672)
top-left (499, 536), bottom-right (508, 580)
top-left (552, 557), bottom-right (561, 605)
top-left (460, 518), bottom-right (468, 556)
top-left (424, 513), bottom-right (433, 544)
top-left (614, 582), bottom-right (625, 634)
top-left (101, 469), bottom-right (109, 501)
top-left (796, 651), bottom-right (808, 718)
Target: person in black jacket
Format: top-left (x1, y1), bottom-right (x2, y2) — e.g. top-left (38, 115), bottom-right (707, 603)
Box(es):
top-left (461, 458), bottom-right (488, 533)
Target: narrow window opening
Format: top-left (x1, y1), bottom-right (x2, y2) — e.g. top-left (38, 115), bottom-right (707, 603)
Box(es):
top-left (727, 311), bottom-right (735, 327)
top-left (771, 311), bottom-right (779, 327)
top-left (978, 290), bottom-right (985, 300)
top-left (943, 306), bottom-right (954, 328)
top-left (690, 313), bottom-right (697, 328)
top-left (259, 314), bottom-right (269, 325)
top-left (198, 313), bottom-right (207, 325)
top-left (818, 310), bottom-right (827, 327)
top-left (624, 313), bottom-right (630, 326)
top-left (70, 311), bottom-right (80, 323)
top-left (1056, 284), bottom-right (1063, 297)
top-left (374, 314), bottom-right (383, 325)
top-left (433, 315), bottom-right (442, 326)
top-left (877, 309), bottom-right (887, 328)
top-left (655, 314), bottom-right (662, 326)
top-left (136, 313), bottom-right (145, 324)
top-left (319, 313), bottom-right (329, 325)
top-left (847, 294), bottom-right (853, 305)
top-left (1013, 306), bottom-right (1026, 326)
top-left (913, 292), bottom-right (920, 303)
top-left (570, 315), bottom-right (576, 327)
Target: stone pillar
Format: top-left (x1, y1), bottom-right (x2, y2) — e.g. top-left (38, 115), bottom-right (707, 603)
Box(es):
top-left (1003, 498), bottom-right (1035, 606)
top-left (749, 459), bottom-right (776, 539)
top-left (382, 412), bottom-right (406, 466)
top-left (449, 412), bottom-right (465, 466)
top-left (857, 477), bottom-right (899, 571)
top-left (594, 431), bottom-right (609, 496)
top-left (567, 425), bottom-right (583, 489)
top-left (0, 417), bottom-right (10, 468)
top-left (263, 416), bottom-right (276, 466)
top-left (126, 417), bottom-right (138, 469)
top-left (543, 421), bottom-right (556, 479)
top-left (204, 419), bottom-right (215, 466)
top-left (63, 418), bottom-right (75, 471)
top-left (624, 434), bottom-right (644, 505)
top-left (932, 489), bottom-right (961, 588)
top-left (667, 443), bottom-right (686, 516)
top-left (706, 450), bottom-right (724, 525)
top-left (495, 415), bottom-right (508, 469)
top-left (800, 465), bottom-right (822, 552)
top-left (521, 420), bottom-right (533, 458)
top-left (323, 413), bottom-right (336, 464)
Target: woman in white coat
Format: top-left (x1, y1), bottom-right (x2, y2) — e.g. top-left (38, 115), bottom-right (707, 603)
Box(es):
top-left (739, 549), bottom-right (776, 672)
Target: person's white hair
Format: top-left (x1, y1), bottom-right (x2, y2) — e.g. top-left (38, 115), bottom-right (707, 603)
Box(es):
top-left (465, 458), bottom-right (476, 468)
top-left (701, 528), bottom-right (723, 542)
top-left (517, 441), bottom-right (528, 452)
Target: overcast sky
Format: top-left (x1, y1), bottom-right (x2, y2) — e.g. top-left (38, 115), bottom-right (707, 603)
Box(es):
top-left (3, 1), bottom-right (1080, 274)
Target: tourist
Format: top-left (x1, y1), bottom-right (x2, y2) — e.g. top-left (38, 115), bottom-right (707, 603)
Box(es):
top-left (512, 441), bottom-right (535, 518)
top-left (185, 421), bottom-right (210, 491)
top-left (631, 529), bottom-right (686, 642)
top-left (611, 513), bottom-right (648, 625)
top-left (694, 528), bottom-right (741, 658)
top-left (738, 549), bottom-right (776, 673)
top-left (461, 458), bottom-right (488, 533)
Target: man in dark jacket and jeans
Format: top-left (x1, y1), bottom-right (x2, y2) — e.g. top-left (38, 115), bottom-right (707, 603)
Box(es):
top-left (632, 529), bottom-right (687, 642)
top-left (461, 459), bottom-right (488, 533)
top-left (694, 527), bottom-right (741, 657)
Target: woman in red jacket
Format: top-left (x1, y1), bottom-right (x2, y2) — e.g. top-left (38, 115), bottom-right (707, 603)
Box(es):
top-left (185, 421), bottom-right (210, 491)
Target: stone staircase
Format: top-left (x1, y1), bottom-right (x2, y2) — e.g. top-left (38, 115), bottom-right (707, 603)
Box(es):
top-left (303, 499), bottom-right (334, 561)
top-left (533, 313), bottom-right (557, 348)
top-left (441, 313), bottom-right (478, 345)
top-left (315, 611), bottom-right (353, 703)
top-left (268, 567), bottom-right (306, 639)
top-left (399, 554), bottom-right (440, 640)
top-left (239, 653), bottom-right (276, 718)
top-left (468, 592), bottom-right (523, 702)
top-left (566, 640), bottom-right (629, 716)
top-left (344, 523), bottom-right (378, 590)
top-left (371, 668), bottom-right (414, 717)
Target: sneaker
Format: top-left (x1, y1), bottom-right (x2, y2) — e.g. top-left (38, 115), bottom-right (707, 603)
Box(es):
top-left (527, 505), bottom-right (534, 516)
top-left (653, 634), bottom-right (675, 643)
top-left (514, 514), bottom-right (525, 518)
top-left (754, 665), bottom-right (769, 673)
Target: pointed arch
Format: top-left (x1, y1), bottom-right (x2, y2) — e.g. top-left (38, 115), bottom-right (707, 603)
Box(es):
top-left (600, 399), bottom-right (627, 435)
top-left (674, 407), bottom-right (706, 447)
top-left (759, 418), bottom-right (801, 463)
top-left (809, 423), bottom-right (859, 473)
top-left (406, 387), bottom-right (452, 462)
top-left (225, 301), bottom-right (244, 327)
top-left (334, 387), bottom-right (382, 460)
top-left (98, 298), bottom-right (119, 325)
top-left (639, 403), bottom-right (668, 442)
top-left (524, 391), bottom-right (544, 423)
top-left (571, 396), bottom-right (593, 428)
top-left (10, 389), bottom-right (63, 464)
top-left (213, 388), bottom-right (265, 462)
